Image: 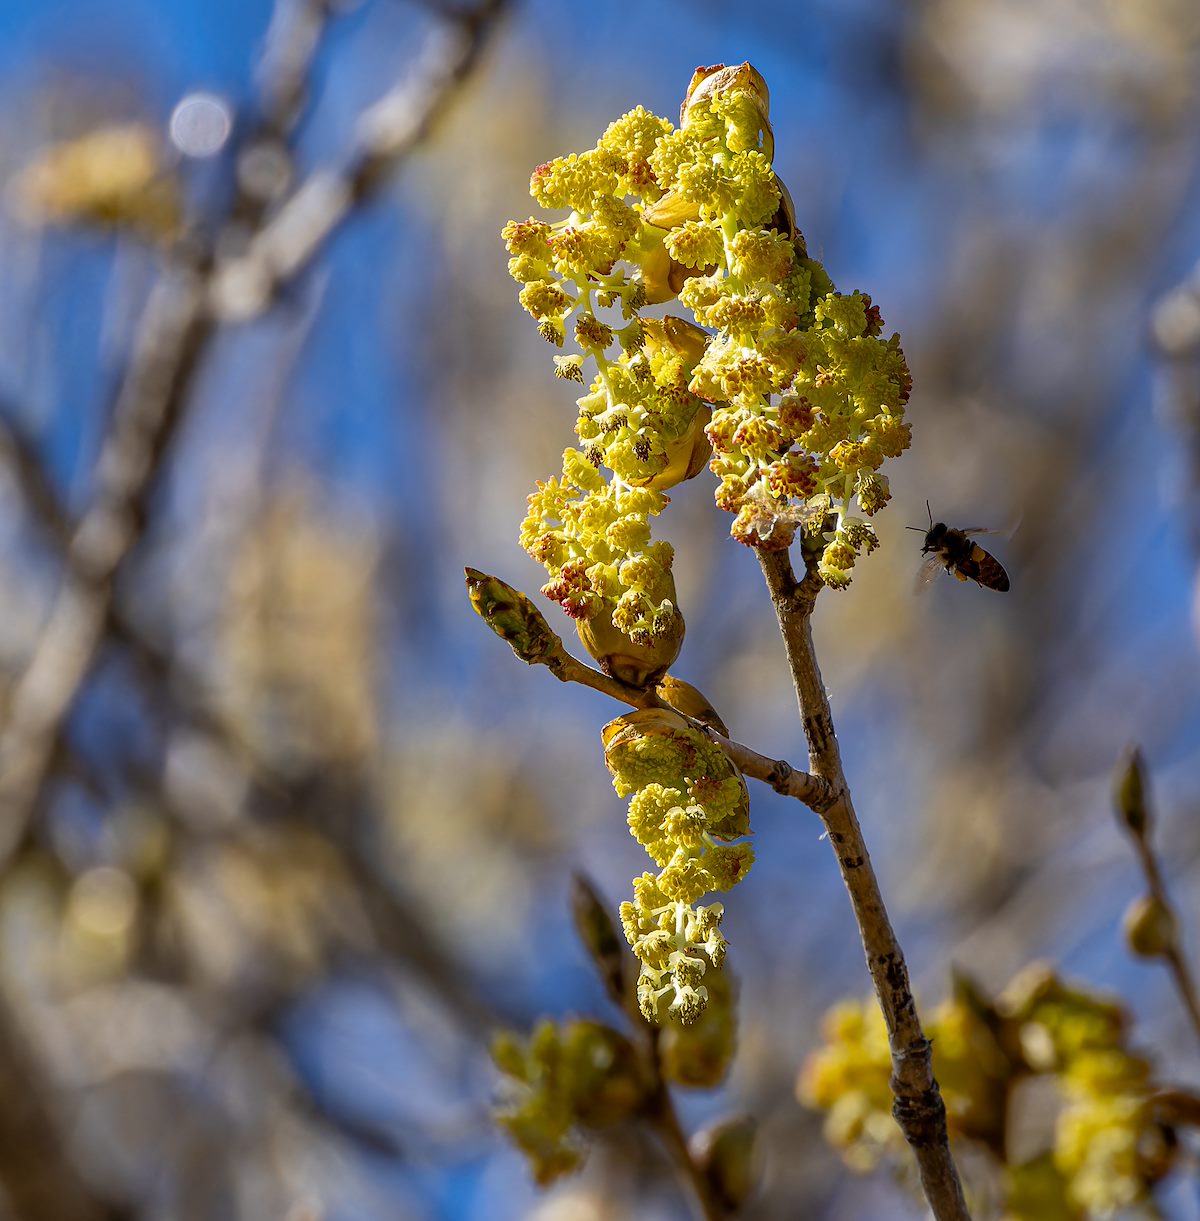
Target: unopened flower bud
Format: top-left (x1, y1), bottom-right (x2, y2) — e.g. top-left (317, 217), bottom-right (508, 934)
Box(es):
top-left (576, 599), bottom-right (685, 688)
top-left (1124, 895), bottom-right (1178, 959)
top-left (1115, 748), bottom-right (1151, 838)
top-left (465, 568), bottom-right (561, 666)
top-left (690, 1115), bottom-right (759, 1211)
top-left (655, 675), bottom-right (729, 737)
top-left (570, 873), bottom-right (629, 1007)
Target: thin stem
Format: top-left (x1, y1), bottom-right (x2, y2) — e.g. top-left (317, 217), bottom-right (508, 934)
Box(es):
top-left (212, 0), bottom-right (511, 318)
top-left (756, 548), bottom-right (970, 1221)
top-left (551, 648), bottom-right (834, 809)
top-left (462, 568), bottom-right (836, 813)
top-left (642, 1028), bottom-right (724, 1221)
top-left (1132, 837), bottom-right (1200, 1047)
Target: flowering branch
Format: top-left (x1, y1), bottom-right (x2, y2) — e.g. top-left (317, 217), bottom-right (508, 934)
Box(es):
top-left (465, 568), bottom-right (834, 813)
top-left (484, 61), bottom-right (966, 1216)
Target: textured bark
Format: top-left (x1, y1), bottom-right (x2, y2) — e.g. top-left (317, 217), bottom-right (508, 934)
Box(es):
top-left (758, 549), bottom-right (970, 1221)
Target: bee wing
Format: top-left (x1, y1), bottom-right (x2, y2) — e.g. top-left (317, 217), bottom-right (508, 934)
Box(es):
top-left (962, 512), bottom-right (1022, 540)
top-left (914, 554), bottom-right (944, 594)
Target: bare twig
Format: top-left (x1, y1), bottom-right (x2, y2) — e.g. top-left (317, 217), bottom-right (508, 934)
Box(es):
top-left (550, 646), bottom-right (835, 811)
top-left (1115, 748), bottom-right (1200, 1048)
top-left (0, 264), bottom-right (212, 859)
top-left (554, 650), bottom-right (835, 809)
top-left (255, 0), bottom-right (335, 139)
top-left (648, 1068), bottom-right (724, 1221)
top-left (212, 0), bottom-right (511, 319)
top-left (757, 548), bottom-right (970, 1221)
top-left (713, 732), bottom-right (835, 812)
top-left (0, 0), bottom-right (511, 868)
top-left (1131, 840), bottom-right (1200, 1044)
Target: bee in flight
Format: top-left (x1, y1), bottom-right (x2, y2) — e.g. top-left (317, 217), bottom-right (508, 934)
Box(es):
top-left (908, 502), bottom-right (1010, 592)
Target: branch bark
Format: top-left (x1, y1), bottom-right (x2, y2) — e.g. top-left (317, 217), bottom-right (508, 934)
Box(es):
top-left (757, 548), bottom-right (970, 1221)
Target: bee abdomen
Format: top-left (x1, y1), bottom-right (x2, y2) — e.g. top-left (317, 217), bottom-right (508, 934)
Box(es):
top-left (967, 544), bottom-right (1009, 592)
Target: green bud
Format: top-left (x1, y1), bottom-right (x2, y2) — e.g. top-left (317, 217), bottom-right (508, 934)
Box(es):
top-left (1124, 894), bottom-right (1178, 959)
top-left (570, 873), bottom-right (629, 1008)
top-left (465, 569), bottom-right (561, 666)
top-left (1115, 747), bottom-right (1151, 838)
top-left (690, 1115), bottom-right (759, 1211)
top-left (561, 1021), bottom-right (652, 1127)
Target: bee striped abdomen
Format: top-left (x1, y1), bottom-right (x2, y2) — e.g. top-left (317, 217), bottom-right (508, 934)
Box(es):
top-left (966, 543), bottom-right (1009, 592)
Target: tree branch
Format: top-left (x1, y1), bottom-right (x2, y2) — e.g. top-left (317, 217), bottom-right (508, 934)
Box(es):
top-left (0, 264), bottom-right (212, 858)
top-left (0, 0), bottom-right (512, 869)
top-left (212, 0), bottom-right (511, 319)
top-left (756, 548), bottom-right (970, 1221)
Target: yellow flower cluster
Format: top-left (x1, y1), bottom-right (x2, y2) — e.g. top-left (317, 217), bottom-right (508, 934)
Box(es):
top-left (520, 452), bottom-right (684, 684)
top-left (507, 63), bottom-right (911, 607)
top-left (492, 1019), bottom-right (651, 1185)
top-left (799, 966), bottom-right (1175, 1219)
top-left (602, 708), bottom-right (752, 1024)
top-left (12, 123), bottom-right (180, 239)
top-left (662, 80), bottom-right (911, 584)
